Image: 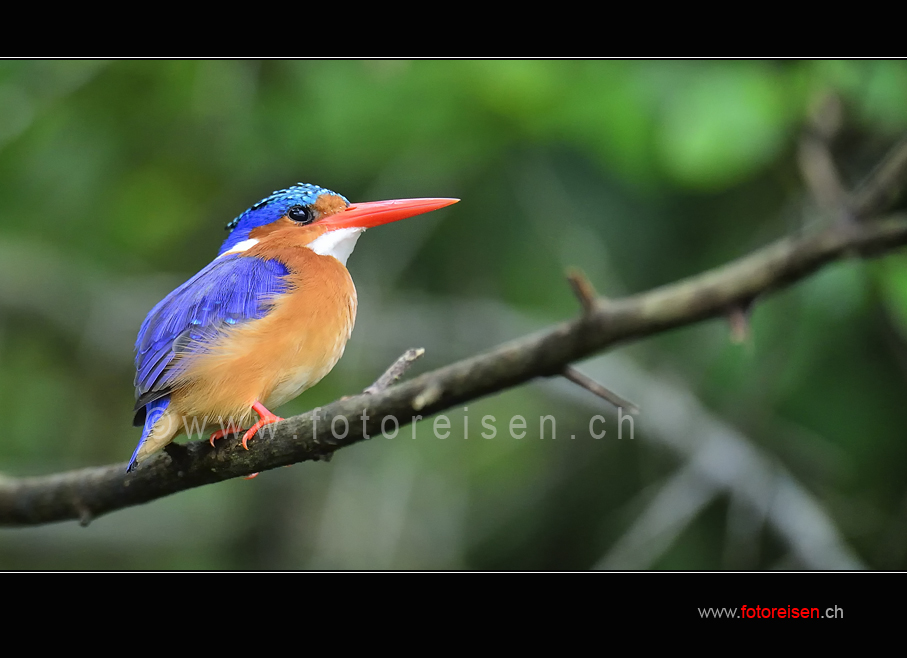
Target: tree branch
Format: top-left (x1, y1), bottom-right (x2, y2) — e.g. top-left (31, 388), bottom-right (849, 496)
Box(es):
top-left (4, 137), bottom-right (907, 527)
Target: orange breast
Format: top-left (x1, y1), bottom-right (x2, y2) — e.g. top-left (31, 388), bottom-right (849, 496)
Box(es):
top-left (169, 245), bottom-right (357, 425)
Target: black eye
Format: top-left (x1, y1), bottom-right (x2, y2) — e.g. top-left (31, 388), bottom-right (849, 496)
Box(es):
top-left (287, 205), bottom-right (314, 224)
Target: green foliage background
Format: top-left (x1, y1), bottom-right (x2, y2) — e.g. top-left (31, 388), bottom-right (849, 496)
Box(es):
top-left (2, 60), bottom-right (907, 569)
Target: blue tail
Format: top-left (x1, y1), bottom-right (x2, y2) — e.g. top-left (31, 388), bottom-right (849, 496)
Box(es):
top-left (127, 397), bottom-right (171, 473)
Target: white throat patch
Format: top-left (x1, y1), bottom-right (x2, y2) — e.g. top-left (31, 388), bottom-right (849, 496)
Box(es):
top-left (307, 228), bottom-right (363, 266)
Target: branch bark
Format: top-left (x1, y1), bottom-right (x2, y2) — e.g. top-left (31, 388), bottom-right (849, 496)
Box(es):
top-left (3, 138), bottom-right (907, 527)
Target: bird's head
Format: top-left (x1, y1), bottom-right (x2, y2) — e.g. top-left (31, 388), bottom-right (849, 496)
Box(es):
top-left (220, 183), bottom-right (458, 264)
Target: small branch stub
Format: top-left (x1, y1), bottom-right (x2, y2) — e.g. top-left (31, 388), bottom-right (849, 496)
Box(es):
top-left (412, 383), bottom-right (443, 412)
top-left (364, 348), bottom-right (426, 395)
top-left (566, 268), bottom-right (599, 315)
top-left (727, 303), bottom-right (752, 344)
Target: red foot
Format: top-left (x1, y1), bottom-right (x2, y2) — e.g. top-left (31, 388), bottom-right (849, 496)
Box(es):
top-left (209, 424), bottom-right (242, 447)
top-left (240, 401), bottom-right (283, 450)
top-left (244, 472), bottom-right (260, 480)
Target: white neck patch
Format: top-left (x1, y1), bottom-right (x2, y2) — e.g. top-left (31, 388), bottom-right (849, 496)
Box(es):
top-left (307, 228), bottom-right (363, 266)
top-left (219, 238), bottom-right (259, 257)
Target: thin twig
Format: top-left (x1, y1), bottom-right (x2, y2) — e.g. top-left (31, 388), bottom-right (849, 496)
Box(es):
top-left (562, 366), bottom-right (640, 414)
top-left (364, 348), bottom-right (425, 394)
top-left (851, 135), bottom-right (907, 220)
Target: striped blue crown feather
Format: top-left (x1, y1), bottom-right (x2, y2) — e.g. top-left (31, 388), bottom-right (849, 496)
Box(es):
top-left (220, 182), bottom-right (349, 255)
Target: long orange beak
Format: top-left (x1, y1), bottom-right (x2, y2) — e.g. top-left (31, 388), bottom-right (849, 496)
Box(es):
top-left (320, 197), bottom-right (459, 230)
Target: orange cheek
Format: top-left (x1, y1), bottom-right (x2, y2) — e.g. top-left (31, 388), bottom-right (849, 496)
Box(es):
top-left (249, 217), bottom-right (297, 239)
top-left (248, 221), bottom-right (330, 252)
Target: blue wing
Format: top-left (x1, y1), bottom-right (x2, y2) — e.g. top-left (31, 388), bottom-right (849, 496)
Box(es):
top-left (132, 254), bottom-right (290, 425)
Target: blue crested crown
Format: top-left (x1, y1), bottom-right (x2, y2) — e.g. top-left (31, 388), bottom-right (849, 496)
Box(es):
top-left (220, 183), bottom-right (349, 254)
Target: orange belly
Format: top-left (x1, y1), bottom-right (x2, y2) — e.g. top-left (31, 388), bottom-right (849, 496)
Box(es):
top-left (169, 248), bottom-right (357, 428)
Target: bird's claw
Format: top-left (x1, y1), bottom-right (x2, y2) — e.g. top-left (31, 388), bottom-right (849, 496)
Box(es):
top-left (240, 411), bottom-right (284, 450)
top-left (209, 424), bottom-right (242, 447)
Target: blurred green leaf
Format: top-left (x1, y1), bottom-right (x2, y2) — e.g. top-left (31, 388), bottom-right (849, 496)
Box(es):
top-left (656, 64), bottom-right (794, 189)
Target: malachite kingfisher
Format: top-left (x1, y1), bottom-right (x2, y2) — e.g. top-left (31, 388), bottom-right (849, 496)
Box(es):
top-left (128, 183), bottom-right (458, 472)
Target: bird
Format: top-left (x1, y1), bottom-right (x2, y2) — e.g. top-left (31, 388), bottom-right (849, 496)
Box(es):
top-left (128, 182), bottom-right (458, 472)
